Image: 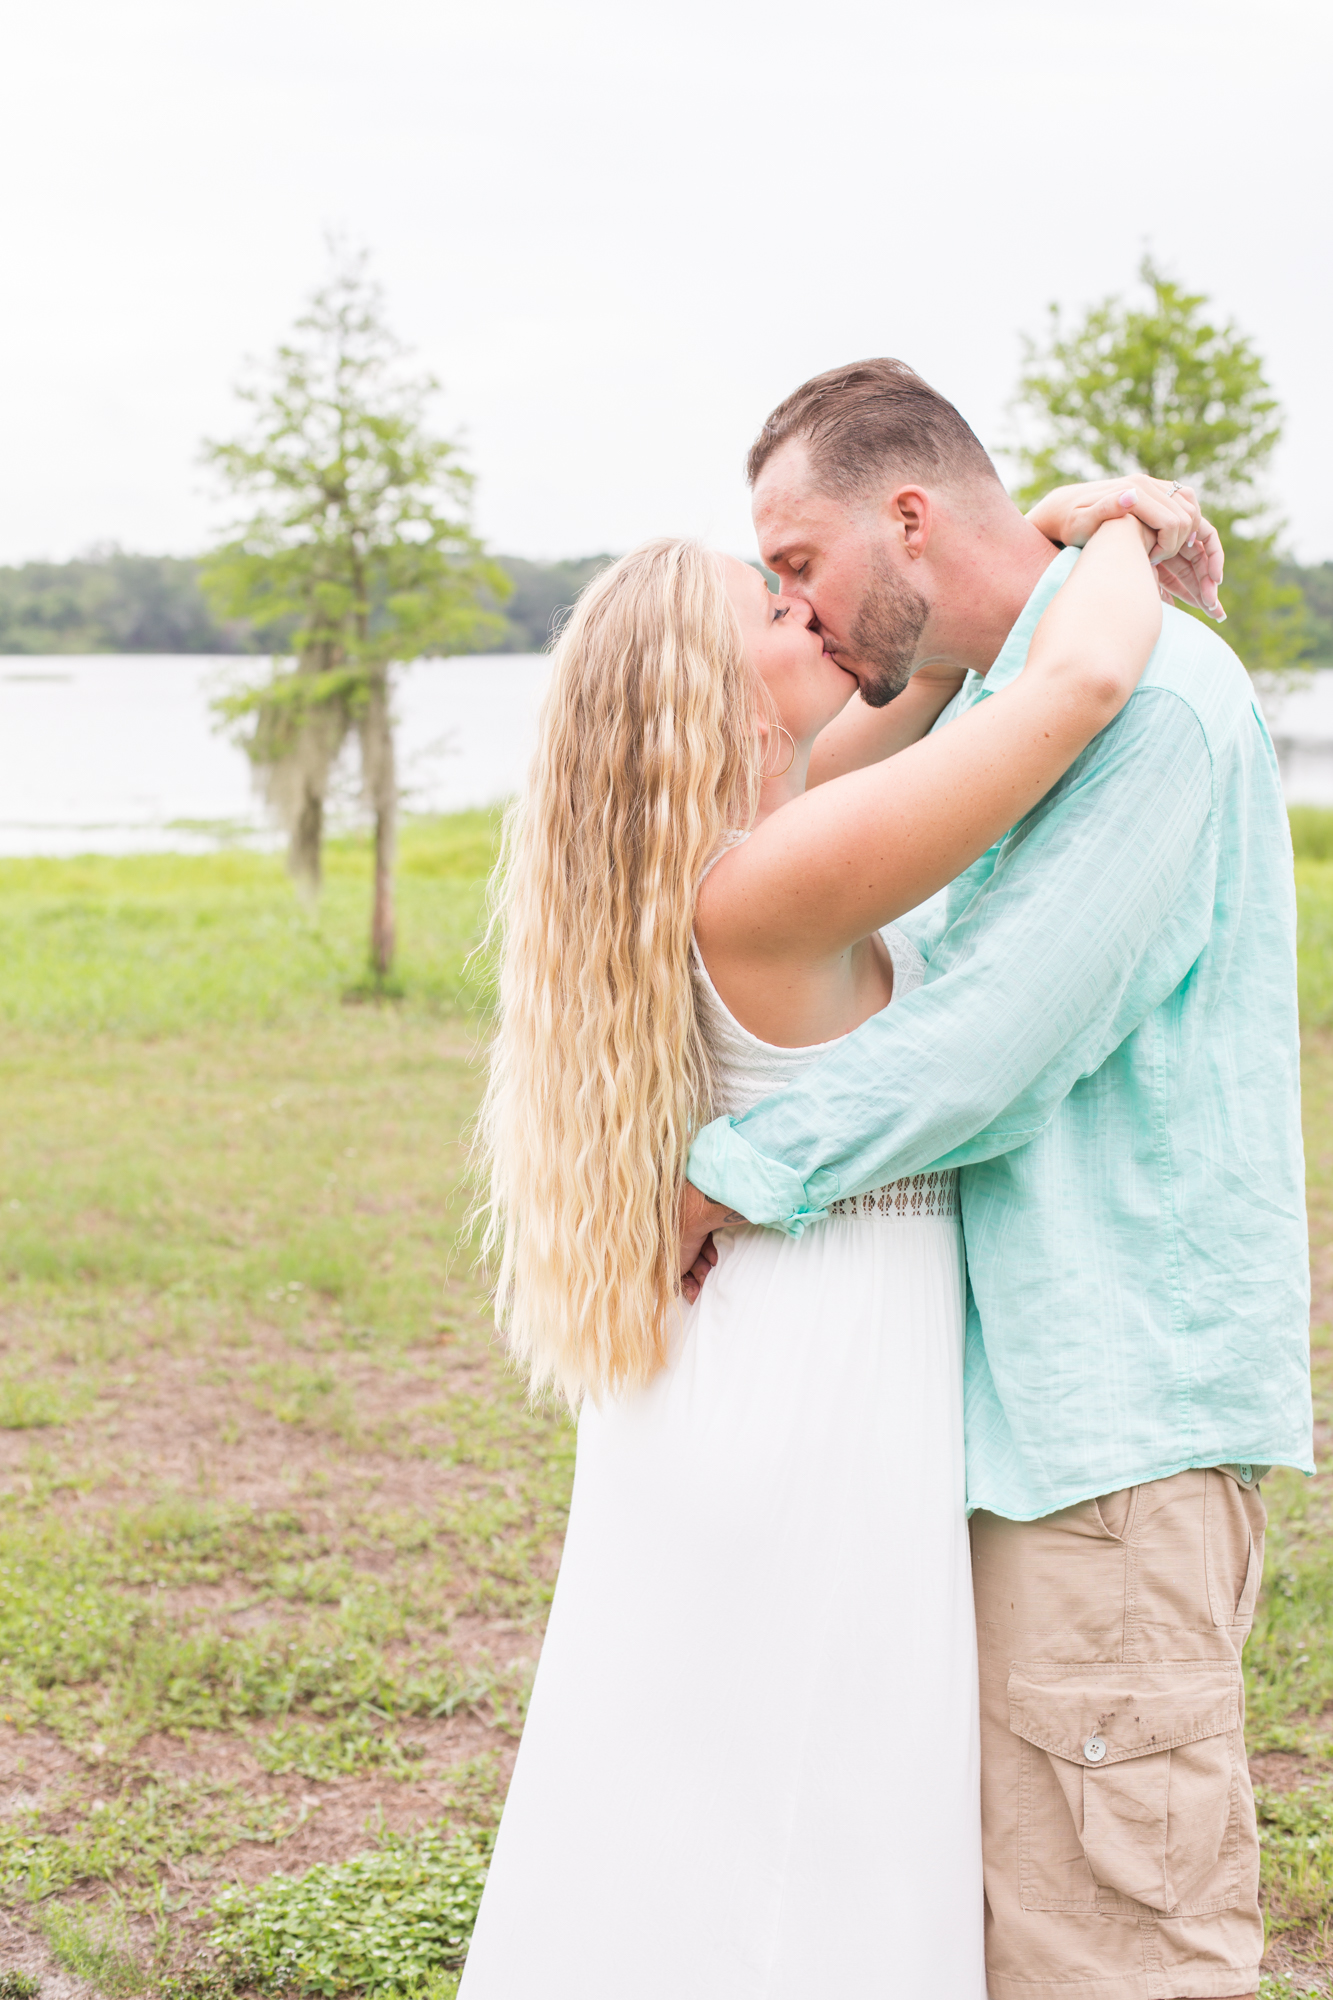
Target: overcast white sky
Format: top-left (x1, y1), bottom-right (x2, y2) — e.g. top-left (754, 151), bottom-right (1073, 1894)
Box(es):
top-left (2, 0), bottom-right (1329, 568)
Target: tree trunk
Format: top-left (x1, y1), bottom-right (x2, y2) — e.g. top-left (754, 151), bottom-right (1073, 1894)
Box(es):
top-left (372, 794), bottom-right (396, 979)
top-left (361, 668), bottom-right (397, 980)
top-left (291, 784), bottom-right (325, 897)
top-left (253, 640), bottom-right (349, 902)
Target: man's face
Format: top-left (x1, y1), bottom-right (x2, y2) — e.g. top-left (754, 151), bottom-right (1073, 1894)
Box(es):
top-left (751, 441), bottom-right (930, 707)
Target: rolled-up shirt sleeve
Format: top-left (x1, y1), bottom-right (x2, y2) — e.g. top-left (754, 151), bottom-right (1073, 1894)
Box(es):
top-left (686, 688), bottom-right (1217, 1232)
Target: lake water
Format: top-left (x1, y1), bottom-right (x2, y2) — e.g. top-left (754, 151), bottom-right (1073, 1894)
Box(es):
top-left (1, 654), bottom-right (1331, 857)
top-left (0, 654), bottom-right (552, 855)
top-left (1269, 669), bottom-right (1333, 808)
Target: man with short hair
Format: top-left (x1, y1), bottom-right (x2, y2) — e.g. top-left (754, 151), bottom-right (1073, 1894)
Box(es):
top-left (682, 360), bottom-right (1312, 2000)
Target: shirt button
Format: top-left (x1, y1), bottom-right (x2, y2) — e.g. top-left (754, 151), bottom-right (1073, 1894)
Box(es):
top-left (1084, 1736), bottom-right (1107, 1762)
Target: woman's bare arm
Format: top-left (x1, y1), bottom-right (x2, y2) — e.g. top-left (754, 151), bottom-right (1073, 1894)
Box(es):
top-left (698, 518), bottom-right (1160, 967)
top-left (805, 662), bottom-right (967, 786)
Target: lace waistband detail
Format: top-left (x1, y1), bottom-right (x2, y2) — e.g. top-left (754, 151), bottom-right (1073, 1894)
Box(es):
top-left (825, 1169), bottom-right (958, 1220)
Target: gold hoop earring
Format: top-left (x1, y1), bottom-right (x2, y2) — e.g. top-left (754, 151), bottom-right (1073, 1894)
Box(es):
top-left (766, 724), bottom-right (797, 778)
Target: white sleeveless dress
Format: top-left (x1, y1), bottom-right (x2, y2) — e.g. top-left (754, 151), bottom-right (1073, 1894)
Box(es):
top-left (460, 924), bottom-right (986, 1998)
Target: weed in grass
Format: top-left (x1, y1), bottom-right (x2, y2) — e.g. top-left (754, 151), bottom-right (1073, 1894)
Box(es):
top-left (107, 1622), bottom-right (392, 1740)
top-left (436, 1754), bottom-right (504, 1831)
top-left (157, 1968), bottom-right (245, 2000)
top-left (135, 1623), bottom-right (521, 1745)
top-left (39, 1899), bottom-right (148, 1995)
top-left (246, 1360), bottom-right (359, 1439)
top-left (0, 1979), bottom-right (40, 2000)
top-left (209, 1823), bottom-right (492, 1994)
top-left (0, 1493), bottom-right (535, 1744)
top-left (372, 1975), bottom-right (460, 2000)
top-left (1245, 1524), bottom-right (1333, 1752)
top-left (1298, 861), bottom-right (1333, 1027)
top-left (111, 1503), bottom-right (310, 1589)
top-left (0, 1378), bottom-right (67, 1430)
top-left (0, 1775), bottom-right (291, 1897)
top-left (251, 1714), bottom-right (427, 1781)
top-left (122, 1496), bottom-right (226, 1551)
top-left (1257, 1774), bottom-right (1333, 1967)
top-left (0, 1523), bottom-right (144, 1707)
top-left (264, 1556), bottom-right (356, 1605)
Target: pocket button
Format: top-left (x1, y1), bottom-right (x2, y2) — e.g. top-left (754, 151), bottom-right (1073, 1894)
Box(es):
top-left (1083, 1735), bottom-right (1107, 1762)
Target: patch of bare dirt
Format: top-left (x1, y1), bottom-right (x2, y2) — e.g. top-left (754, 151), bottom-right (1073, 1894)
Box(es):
top-left (0, 1726), bottom-right (83, 1810)
top-left (1262, 1930), bottom-right (1333, 1992)
top-left (0, 1314), bottom-right (543, 1526)
top-left (0, 1910), bottom-right (97, 1996)
top-left (1251, 1748), bottom-right (1319, 1792)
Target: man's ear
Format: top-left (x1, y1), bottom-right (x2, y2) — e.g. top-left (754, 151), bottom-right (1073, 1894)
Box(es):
top-left (886, 486), bottom-right (932, 560)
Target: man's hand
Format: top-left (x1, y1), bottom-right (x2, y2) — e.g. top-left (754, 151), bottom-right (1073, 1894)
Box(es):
top-left (1027, 476), bottom-right (1225, 622)
top-left (679, 1180), bottom-right (745, 1303)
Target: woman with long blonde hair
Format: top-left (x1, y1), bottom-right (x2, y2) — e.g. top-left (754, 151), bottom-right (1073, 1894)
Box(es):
top-left (463, 481), bottom-right (1192, 1996)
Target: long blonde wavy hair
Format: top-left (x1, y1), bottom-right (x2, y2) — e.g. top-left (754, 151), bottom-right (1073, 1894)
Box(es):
top-left (474, 538), bottom-right (767, 1403)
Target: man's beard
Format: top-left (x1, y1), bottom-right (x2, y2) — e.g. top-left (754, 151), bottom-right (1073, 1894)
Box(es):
top-left (846, 552), bottom-right (931, 708)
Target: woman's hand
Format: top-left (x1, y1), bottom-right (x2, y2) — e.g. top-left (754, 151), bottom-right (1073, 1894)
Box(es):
top-left (1027, 476), bottom-right (1226, 623)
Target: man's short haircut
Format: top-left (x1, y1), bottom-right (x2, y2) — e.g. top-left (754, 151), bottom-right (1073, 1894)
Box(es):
top-left (747, 359), bottom-right (1001, 500)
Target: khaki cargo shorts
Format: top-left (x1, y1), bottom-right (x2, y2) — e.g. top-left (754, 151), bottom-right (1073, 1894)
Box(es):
top-left (971, 1468), bottom-right (1266, 2000)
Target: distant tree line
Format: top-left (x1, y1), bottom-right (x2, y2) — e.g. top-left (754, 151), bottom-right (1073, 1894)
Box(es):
top-left (1278, 557), bottom-right (1333, 661)
top-left (0, 547), bottom-right (614, 657)
top-left (3, 543), bottom-right (1330, 664)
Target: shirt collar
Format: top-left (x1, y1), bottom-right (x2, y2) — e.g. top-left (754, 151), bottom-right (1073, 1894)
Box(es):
top-left (965, 543), bottom-right (1081, 700)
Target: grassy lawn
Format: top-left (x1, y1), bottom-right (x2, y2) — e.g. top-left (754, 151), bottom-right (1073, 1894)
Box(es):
top-left (0, 820), bottom-right (565, 1998)
top-left (0, 817), bottom-right (1330, 1997)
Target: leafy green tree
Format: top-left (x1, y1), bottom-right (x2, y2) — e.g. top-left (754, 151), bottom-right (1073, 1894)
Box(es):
top-left (1011, 256), bottom-right (1308, 678)
top-left (0, 549), bottom-right (251, 654)
top-left (202, 247), bottom-right (508, 979)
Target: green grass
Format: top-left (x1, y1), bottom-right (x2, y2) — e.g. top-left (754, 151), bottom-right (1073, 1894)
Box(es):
top-left (0, 812), bottom-right (499, 1034)
top-left (1249, 1017), bottom-right (1333, 1984)
top-left (1258, 1773), bottom-right (1333, 1971)
top-left (1299, 861), bottom-right (1333, 1026)
top-left (209, 1824), bottom-right (491, 1994)
top-left (0, 813), bottom-right (566, 1990)
top-left (0, 1774), bottom-right (291, 1898)
top-left (250, 1715), bottom-right (429, 1781)
top-left (1294, 810), bottom-right (1333, 1029)
top-left (40, 1900), bottom-right (154, 1994)
top-left (0, 1374), bottom-right (73, 1428)
top-left (1292, 807), bottom-right (1333, 865)
top-left (0, 810), bottom-right (1327, 1992)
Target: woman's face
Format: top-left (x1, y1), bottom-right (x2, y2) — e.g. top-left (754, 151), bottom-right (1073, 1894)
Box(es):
top-left (724, 558), bottom-right (858, 749)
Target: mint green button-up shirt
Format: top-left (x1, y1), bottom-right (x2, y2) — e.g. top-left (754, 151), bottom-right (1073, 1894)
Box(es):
top-left (687, 549), bottom-right (1313, 1520)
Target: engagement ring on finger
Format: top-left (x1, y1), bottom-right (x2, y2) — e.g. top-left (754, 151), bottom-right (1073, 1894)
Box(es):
top-left (1169, 480), bottom-right (1188, 495)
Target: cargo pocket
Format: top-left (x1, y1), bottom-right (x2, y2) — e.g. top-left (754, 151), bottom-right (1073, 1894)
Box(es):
top-left (1008, 1660), bottom-right (1242, 1916)
top-left (1205, 1468), bottom-right (1264, 1631)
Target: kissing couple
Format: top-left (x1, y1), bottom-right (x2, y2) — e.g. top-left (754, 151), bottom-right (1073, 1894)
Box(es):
top-left (461, 361), bottom-right (1312, 2000)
